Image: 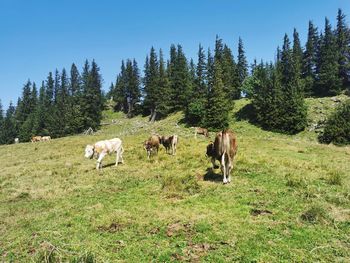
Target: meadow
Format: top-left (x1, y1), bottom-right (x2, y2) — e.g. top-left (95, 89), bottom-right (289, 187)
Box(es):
top-left (0, 97), bottom-right (349, 262)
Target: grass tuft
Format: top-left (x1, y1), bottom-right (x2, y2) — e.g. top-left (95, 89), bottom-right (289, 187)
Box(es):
top-left (301, 204), bottom-right (329, 224)
top-left (327, 171), bottom-right (342, 185)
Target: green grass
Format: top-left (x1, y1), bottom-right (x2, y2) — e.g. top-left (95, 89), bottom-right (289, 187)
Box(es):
top-left (1, 97), bottom-right (349, 262)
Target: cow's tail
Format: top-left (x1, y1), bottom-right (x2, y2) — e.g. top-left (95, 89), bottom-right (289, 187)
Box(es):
top-left (221, 130), bottom-right (231, 164)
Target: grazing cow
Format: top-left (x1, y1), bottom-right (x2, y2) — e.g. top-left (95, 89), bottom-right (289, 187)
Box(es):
top-left (84, 138), bottom-right (124, 170)
top-left (194, 127), bottom-right (209, 138)
top-left (206, 129), bottom-right (238, 184)
top-left (160, 135), bottom-right (178, 155)
top-left (14, 138), bottom-right (19, 144)
top-left (41, 136), bottom-right (51, 142)
top-left (144, 135), bottom-right (160, 159)
top-left (31, 136), bottom-right (42, 143)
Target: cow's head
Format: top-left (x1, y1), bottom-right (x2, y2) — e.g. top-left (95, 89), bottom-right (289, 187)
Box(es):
top-left (85, 145), bottom-right (95, 159)
top-left (206, 142), bottom-right (215, 157)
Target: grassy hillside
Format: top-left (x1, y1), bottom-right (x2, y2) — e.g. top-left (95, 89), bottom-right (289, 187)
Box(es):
top-left (1, 97), bottom-right (349, 262)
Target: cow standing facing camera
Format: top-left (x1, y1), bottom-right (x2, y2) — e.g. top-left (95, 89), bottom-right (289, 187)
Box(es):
top-left (85, 138), bottom-right (124, 170)
top-left (206, 129), bottom-right (238, 184)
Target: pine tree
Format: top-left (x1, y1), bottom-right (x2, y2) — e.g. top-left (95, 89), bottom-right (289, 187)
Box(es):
top-left (2, 102), bottom-right (17, 144)
top-left (303, 21), bottom-right (319, 96)
top-left (316, 18), bottom-right (341, 96)
top-left (157, 49), bottom-right (171, 118)
top-left (222, 44), bottom-right (240, 99)
top-left (81, 60), bottom-right (103, 129)
top-left (214, 35), bottom-right (224, 63)
top-left (143, 47), bottom-right (159, 121)
top-left (237, 37), bottom-right (248, 87)
top-left (32, 81), bottom-right (48, 136)
top-left (185, 44), bottom-right (207, 125)
top-left (279, 34), bottom-right (307, 134)
top-left (205, 60), bottom-right (230, 130)
top-left (292, 28), bottom-right (303, 80)
top-left (125, 59), bottom-right (141, 117)
top-left (67, 63), bottom-right (84, 134)
top-left (170, 45), bottom-right (192, 111)
top-left (0, 100), bottom-right (4, 144)
top-left (336, 9), bottom-right (350, 89)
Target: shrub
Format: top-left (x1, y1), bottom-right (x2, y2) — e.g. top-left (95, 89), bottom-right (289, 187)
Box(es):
top-left (319, 100), bottom-right (350, 145)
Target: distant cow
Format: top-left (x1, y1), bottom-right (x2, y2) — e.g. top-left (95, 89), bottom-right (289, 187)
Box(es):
top-left (144, 135), bottom-right (160, 159)
top-left (84, 138), bottom-right (124, 170)
top-left (206, 129), bottom-right (238, 184)
top-left (195, 127), bottom-right (209, 138)
top-left (160, 135), bottom-right (178, 155)
top-left (41, 136), bottom-right (51, 142)
top-left (14, 138), bottom-right (19, 144)
top-left (31, 136), bottom-right (42, 143)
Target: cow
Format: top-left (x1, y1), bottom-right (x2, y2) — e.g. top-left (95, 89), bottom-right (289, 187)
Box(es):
top-left (14, 138), bottom-right (19, 144)
top-left (194, 127), bottom-right (209, 138)
top-left (144, 135), bottom-right (160, 159)
top-left (160, 134), bottom-right (178, 155)
top-left (41, 136), bottom-right (51, 142)
top-left (31, 136), bottom-right (42, 143)
top-left (206, 129), bottom-right (238, 184)
top-left (84, 138), bottom-right (124, 170)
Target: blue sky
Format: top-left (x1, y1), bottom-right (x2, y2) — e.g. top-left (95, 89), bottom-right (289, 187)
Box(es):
top-left (1, 0), bottom-right (349, 110)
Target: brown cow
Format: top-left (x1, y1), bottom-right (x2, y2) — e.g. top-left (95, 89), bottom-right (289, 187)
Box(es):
top-left (160, 134), bottom-right (178, 155)
top-left (195, 127), bottom-right (209, 138)
top-left (31, 136), bottom-right (42, 143)
top-left (206, 129), bottom-right (238, 184)
top-left (144, 135), bottom-right (161, 159)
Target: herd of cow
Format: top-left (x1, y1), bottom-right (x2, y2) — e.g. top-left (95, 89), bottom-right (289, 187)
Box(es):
top-left (84, 127), bottom-right (238, 184)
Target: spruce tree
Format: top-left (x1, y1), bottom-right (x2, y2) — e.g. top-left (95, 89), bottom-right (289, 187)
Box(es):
top-left (185, 44), bottom-right (207, 125)
top-left (157, 50), bottom-right (171, 118)
top-left (303, 21), bottom-right (319, 96)
top-left (170, 45), bottom-right (191, 111)
top-left (292, 28), bottom-right (303, 80)
top-left (316, 18), bottom-right (341, 96)
top-left (143, 47), bottom-right (159, 121)
top-left (67, 63), bottom-right (84, 134)
top-left (336, 9), bottom-right (350, 89)
top-left (222, 44), bottom-right (240, 99)
top-left (81, 60), bottom-right (103, 129)
top-left (279, 34), bottom-right (307, 134)
top-left (205, 60), bottom-right (230, 130)
top-left (237, 37), bottom-right (248, 87)
top-left (0, 100), bottom-right (4, 144)
top-left (2, 103), bottom-right (17, 144)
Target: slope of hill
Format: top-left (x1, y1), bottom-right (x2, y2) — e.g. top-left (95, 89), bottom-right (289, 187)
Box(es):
top-left (0, 97), bottom-right (349, 262)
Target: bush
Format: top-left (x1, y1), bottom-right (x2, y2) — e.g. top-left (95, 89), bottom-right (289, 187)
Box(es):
top-left (319, 100), bottom-right (350, 145)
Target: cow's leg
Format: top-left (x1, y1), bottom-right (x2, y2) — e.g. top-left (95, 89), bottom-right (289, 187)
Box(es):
top-left (119, 146), bottom-right (124, 164)
top-left (227, 159), bottom-right (233, 183)
top-left (96, 152), bottom-right (106, 170)
top-left (115, 151), bottom-right (119, 167)
top-left (221, 153), bottom-right (228, 184)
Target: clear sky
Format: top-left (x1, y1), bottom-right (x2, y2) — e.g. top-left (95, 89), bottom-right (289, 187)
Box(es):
top-left (1, 0), bottom-right (349, 110)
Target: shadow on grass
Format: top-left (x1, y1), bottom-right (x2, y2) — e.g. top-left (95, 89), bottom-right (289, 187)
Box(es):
top-left (203, 168), bottom-right (223, 183)
top-left (234, 103), bottom-right (257, 124)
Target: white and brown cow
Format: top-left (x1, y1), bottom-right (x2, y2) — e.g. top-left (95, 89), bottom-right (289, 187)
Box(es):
top-left (31, 136), bottom-right (42, 143)
top-left (206, 129), bottom-right (238, 184)
top-left (85, 138), bottom-right (124, 170)
top-left (41, 136), bottom-right (51, 142)
top-left (160, 134), bottom-right (178, 155)
top-left (144, 135), bottom-right (161, 159)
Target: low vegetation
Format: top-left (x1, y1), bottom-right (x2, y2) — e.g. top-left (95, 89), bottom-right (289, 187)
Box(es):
top-left (1, 96), bottom-right (349, 262)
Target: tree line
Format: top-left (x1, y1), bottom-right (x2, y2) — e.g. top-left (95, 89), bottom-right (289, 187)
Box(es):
top-left (250, 9), bottom-right (349, 134)
top-left (108, 9), bottom-right (349, 134)
top-left (107, 36), bottom-right (248, 130)
top-left (0, 60), bottom-right (103, 144)
top-left (1, 9), bottom-right (349, 145)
